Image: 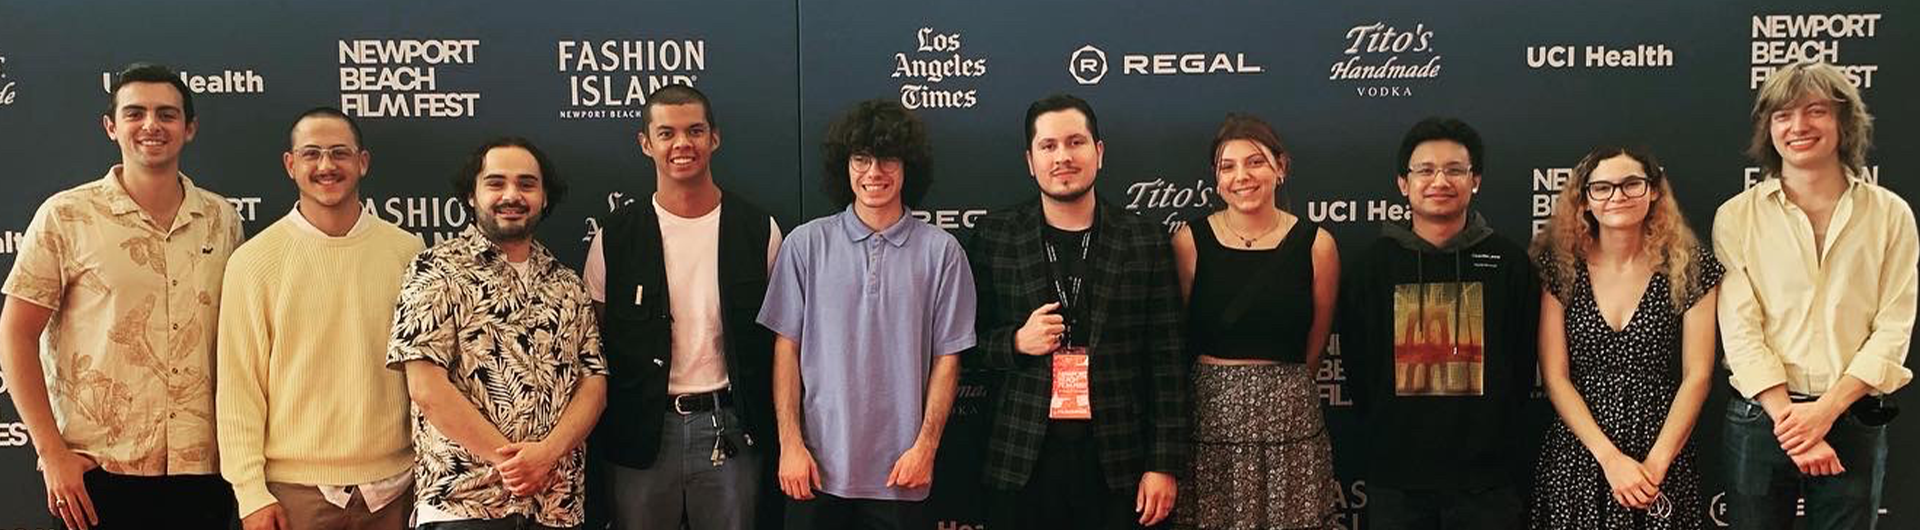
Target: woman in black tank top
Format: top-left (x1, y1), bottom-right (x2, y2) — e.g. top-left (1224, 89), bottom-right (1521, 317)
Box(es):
top-left (1171, 114), bottom-right (1342, 529)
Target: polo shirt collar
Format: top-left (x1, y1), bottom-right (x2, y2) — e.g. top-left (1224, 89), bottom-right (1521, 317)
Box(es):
top-left (838, 205), bottom-right (914, 248)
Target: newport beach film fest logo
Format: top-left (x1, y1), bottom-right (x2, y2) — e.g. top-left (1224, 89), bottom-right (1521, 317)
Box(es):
top-left (1068, 44), bottom-right (1262, 86)
top-left (338, 38), bottom-right (481, 118)
top-left (1329, 21), bottom-right (1442, 98)
top-left (557, 38), bottom-right (705, 120)
top-left (892, 26), bottom-right (986, 110)
top-left (0, 54), bottom-right (17, 108)
top-left (1750, 13), bottom-right (1882, 90)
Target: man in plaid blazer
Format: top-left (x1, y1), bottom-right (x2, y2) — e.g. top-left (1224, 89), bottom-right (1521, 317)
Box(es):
top-left (968, 93), bottom-right (1190, 529)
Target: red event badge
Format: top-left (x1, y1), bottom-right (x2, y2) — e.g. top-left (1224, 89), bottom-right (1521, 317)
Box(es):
top-left (1050, 347), bottom-right (1091, 419)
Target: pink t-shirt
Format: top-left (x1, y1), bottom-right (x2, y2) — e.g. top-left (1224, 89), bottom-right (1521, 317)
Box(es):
top-left (584, 197), bottom-right (780, 394)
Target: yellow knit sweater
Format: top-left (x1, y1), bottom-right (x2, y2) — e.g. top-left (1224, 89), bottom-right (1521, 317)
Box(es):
top-left (216, 212), bottom-right (425, 516)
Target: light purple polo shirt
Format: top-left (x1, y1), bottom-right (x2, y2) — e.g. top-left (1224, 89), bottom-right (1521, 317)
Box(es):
top-left (756, 206), bottom-right (977, 501)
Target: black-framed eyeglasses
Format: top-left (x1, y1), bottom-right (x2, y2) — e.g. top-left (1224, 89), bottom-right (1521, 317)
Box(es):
top-left (1584, 177), bottom-right (1652, 201)
top-left (850, 154), bottom-right (903, 174)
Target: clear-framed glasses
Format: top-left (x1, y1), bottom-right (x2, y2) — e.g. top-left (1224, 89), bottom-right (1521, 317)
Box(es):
top-left (293, 146), bottom-right (360, 163)
top-left (1584, 177), bottom-right (1652, 201)
top-left (1407, 165), bottom-right (1473, 181)
top-left (849, 153), bottom-right (904, 174)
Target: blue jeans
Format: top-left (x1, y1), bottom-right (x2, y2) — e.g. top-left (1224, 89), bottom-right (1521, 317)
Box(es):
top-left (1723, 398), bottom-right (1887, 530)
top-left (608, 406), bottom-right (762, 530)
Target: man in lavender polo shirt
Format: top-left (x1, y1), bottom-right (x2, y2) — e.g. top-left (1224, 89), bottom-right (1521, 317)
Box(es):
top-left (757, 99), bottom-right (976, 530)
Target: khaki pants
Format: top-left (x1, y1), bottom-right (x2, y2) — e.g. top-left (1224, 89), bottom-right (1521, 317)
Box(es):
top-left (265, 481), bottom-right (413, 530)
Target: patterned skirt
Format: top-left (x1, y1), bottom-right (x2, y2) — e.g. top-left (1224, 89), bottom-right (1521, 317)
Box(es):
top-left (1174, 362), bottom-right (1339, 530)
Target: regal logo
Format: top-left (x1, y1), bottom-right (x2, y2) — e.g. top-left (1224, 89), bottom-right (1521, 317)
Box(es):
top-left (1068, 43), bottom-right (1261, 86)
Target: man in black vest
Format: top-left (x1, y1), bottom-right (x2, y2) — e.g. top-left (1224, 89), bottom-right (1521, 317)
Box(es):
top-left (585, 84), bottom-right (783, 530)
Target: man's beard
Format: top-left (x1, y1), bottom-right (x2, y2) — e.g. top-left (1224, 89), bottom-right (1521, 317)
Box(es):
top-left (476, 205), bottom-right (542, 243)
top-left (1041, 180), bottom-right (1094, 203)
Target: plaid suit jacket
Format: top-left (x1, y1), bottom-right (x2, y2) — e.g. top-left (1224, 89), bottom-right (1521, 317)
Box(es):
top-left (966, 197), bottom-right (1190, 492)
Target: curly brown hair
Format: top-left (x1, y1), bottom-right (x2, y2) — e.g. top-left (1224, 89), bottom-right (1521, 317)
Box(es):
top-left (1529, 146), bottom-right (1701, 310)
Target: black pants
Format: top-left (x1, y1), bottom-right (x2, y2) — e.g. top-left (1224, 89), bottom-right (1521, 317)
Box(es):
top-left (988, 422), bottom-right (1155, 530)
top-left (1369, 484), bottom-right (1522, 530)
top-left (48, 470), bottom-right (233, 529)
top-left (784, 493), bottom-right (925, 530)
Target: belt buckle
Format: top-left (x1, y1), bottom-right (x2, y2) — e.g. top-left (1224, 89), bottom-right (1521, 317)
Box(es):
top-left (673, 393), bottom-right (694, 415)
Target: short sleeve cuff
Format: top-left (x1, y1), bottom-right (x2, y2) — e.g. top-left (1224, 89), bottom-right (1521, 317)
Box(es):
top-left (935, 336), bottom-right (977, 356)
top-left (0, 281), bottom-right (60, 312)
top-left (385, 344), bottom-right (450, 370)
top-left (756, 314), bottom-right (802, 342)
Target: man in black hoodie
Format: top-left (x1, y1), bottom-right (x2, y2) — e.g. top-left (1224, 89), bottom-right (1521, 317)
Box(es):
top-left (1338, 117), bottom-right (1539, 530)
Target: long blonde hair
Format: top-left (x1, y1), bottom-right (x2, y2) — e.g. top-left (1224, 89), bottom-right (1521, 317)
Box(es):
top-left (1529, 146), bottom-right (1700, 309)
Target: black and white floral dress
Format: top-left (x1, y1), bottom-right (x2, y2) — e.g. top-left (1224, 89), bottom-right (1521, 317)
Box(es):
top-left (1530, 249), bottom-right (1723, 530)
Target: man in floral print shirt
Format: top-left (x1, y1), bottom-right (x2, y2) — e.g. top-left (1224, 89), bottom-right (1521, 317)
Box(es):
top-left (387, 137), bottom-right (608, 530)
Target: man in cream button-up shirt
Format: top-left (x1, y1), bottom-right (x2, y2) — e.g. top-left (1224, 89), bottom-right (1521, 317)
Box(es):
top-left (1715, 60), bottom-right (1915, 530)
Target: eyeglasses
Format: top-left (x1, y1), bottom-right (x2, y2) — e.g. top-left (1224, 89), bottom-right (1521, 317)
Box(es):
top-left (1584, 177), bottom-right (1652, 201)
top-left (293, 146), bottom-right (360, 163)
top-left (850, 154), bottom-right (903, 174)
top-left (1407, 166), bottom-right (1473, 181)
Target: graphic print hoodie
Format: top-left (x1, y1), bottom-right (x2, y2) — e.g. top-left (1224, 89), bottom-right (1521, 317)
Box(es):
top-left (1337, 212), bottom-right (1540, 490)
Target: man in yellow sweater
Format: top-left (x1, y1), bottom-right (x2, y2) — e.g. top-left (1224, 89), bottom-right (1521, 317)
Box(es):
top-left (217, 107), bottom-right (426, 530)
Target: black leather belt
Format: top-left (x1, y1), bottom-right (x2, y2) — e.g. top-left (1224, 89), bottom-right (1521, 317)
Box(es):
top-left (671, 388), bottom-right (733, 415)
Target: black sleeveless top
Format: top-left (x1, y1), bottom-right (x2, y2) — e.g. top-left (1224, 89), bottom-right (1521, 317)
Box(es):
top-left (1187, 216), bottom-right (1318, 363)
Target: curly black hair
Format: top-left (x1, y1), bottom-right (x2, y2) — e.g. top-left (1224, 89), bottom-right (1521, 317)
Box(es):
top-left (820, 99), bottom-right (933, 209)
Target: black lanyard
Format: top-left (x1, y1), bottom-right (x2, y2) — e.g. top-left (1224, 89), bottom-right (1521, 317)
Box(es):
top-left (1043, 230), bottom-right (1092, 342)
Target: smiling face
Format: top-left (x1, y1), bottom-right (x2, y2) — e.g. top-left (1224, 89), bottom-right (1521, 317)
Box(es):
top-left (1025, 109), bottom-right (1104, 203)
top-left (1582, 155), bottom-right (1657, 232)
top-left (1397, 139), bottom-right (1480, 222)
top-left (1769, 92), bottom-right (1842, 172)
top-left (639, 102), bottom-right (719, 184)
top-left (103, 81), bottom-right (197, 171)
top-left (1215, 139), bottom-right (1283, 213)
top-left (847, 152), bottom-right (905, 213)
top-left (284, 116), bottom-right (368, 209)
top-left (469, 146), bottom-right (548, 243)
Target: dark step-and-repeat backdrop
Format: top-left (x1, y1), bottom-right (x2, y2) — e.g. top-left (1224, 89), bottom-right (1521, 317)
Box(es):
top-left (0, 1), bottom-right (1911, 528)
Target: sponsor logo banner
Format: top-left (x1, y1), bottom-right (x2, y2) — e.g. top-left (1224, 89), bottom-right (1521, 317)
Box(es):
top-left (1749, 13), bottom-right (1882, 89)
top-left (893, 27), bottom-right (986, 110)
top-left (1069, 44), bottom-right (1262, 86)
top-left (338, 39), bottom-right (482, 118)
top-left (1330, 22), bottom-right (1441, 98)
top-left (557, 38), bottom-right (705, 120)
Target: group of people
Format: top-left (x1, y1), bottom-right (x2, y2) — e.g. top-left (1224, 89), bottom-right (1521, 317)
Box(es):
top-left (0, 59), bottom-right (1908, 530)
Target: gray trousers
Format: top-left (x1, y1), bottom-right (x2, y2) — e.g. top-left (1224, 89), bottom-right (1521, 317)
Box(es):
top-left (608, 407), bottom-right (762, 530)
